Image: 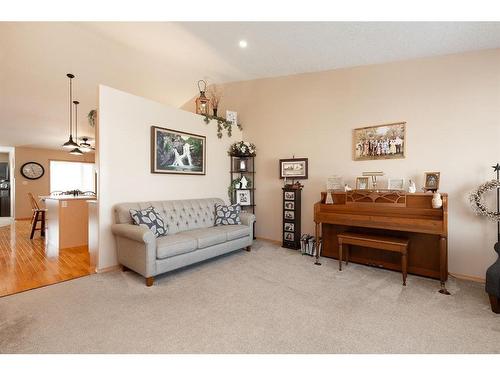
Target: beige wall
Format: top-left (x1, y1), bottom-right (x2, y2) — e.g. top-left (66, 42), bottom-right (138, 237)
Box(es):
top-left (97, 86), bottom-right (242, 270)
top-left (0, 153), bottom-right (9, 162)
top-left (15, 147), bottom-right (94, 219)
top-left (184, 49), bottom-right (500, 279)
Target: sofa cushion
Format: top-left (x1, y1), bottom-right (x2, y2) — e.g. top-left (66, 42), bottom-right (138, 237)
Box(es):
top-left (115, 198), bottom-right (225, 234)
top-left (214, 204), bottom-right (241, 226)
top-left (184, 227), bottom-right (227, 249)
top-left (156, 233), bottom-right (197, 259)
top-left (129, 206), bottom-right (168, 238)
top-left (217, 225), bottom-right (251, 241)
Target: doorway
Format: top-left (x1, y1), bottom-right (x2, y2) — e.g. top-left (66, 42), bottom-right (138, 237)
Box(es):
top-left (0, 146), bottom-right (15, 222)
top-left (0, 151), bottom-right (97, 298)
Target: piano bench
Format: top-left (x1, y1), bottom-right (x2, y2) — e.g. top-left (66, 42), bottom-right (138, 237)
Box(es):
top-left (337, 232), bottom-right (409, 286)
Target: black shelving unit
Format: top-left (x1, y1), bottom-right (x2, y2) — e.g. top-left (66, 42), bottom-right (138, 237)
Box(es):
top-left (230, 156), bottom-right (256, 238)
top-left (282, 186), bottom-right (302, 249)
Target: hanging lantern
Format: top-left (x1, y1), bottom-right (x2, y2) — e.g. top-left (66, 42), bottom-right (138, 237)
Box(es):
top-left (195, 80), bottom-right (210, 116)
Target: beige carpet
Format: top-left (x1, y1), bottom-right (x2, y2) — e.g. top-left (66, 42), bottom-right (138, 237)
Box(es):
top-left (0, 240), bottom-right (499, 353)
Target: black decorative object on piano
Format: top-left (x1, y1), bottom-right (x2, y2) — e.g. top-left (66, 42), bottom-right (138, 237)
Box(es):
top-left (282, 184), bottom-right (302, 249)
top-left (469, 163), bottom-right (500, 313)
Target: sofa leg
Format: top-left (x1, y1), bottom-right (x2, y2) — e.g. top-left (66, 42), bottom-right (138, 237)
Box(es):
top-left (245, 245), bottom-right (251, 252)
top-left (145, 277), bottom-right (154, 287)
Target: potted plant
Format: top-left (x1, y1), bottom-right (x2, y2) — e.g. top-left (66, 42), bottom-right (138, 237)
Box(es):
top-left (228, 141), bottom-right (257, 157)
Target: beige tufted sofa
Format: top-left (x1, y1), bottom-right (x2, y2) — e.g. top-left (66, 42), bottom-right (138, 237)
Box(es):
top-left (111, 198), bottom-right (255, 286)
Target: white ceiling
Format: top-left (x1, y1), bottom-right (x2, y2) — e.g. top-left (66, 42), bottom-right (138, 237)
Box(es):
top-left (1, 22), bottom-right (500, 149)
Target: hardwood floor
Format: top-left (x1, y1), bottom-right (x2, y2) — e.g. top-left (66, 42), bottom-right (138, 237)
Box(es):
top-left (0, 220), bottom-right (94, 298)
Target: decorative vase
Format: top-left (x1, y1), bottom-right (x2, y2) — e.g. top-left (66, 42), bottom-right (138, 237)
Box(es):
top-left (432, 192), bottom-right (443, 208)
top-left (213, 108), bottom-right (218, 117)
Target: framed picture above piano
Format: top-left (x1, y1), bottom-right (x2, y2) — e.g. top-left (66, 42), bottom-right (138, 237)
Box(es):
top-left (353, 122), bottom-right (406, 161)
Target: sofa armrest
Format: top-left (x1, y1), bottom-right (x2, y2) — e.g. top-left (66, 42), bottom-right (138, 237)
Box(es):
top-left (111, 223), bottom-right (155, 244)
top-left (111, 224), bottom-right (157, 277)
top-left (240, 212), bottom-right (256, 227)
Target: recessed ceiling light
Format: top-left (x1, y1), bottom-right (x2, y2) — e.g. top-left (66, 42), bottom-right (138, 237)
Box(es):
top-left (239, 40), bottom-right (248, 48)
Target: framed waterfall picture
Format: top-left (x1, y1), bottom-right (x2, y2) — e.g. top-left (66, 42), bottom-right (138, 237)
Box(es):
top-left (151, 126), bottom-right (206, 175)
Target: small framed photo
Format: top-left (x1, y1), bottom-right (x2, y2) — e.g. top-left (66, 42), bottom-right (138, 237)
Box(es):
top-left (284, 201), bottom-right (295, 210)
top-left (284, 232), bottom-right (294, 241)
top-left (327, 175), bottom-right (343, 191)
top-left (226, 110), bottom-right (238, 126)
top-left (279, 158), bottom-right (308, 179)
top-left (356, 176), bottom-right (369, 190)
top-left (284, 191), bottom-right (295, 200)
top-left (284, 210), bottom-right (295, 220)
top-left (284, 222), bottom-right (295, 232)
top-left (388, 178), bottom-right (404, 191)
top-left (424, 172), bottom-right (440, 191)
top-left (236, 190), bottom-right (251, 206)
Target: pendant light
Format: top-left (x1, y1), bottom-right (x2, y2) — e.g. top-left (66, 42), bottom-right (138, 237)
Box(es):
top-left (62, 73), bottom-right (80, 149)
top-left (69, 100), bottom-right (83, 155)
top-left (79, 137), bottom-right (94, 153)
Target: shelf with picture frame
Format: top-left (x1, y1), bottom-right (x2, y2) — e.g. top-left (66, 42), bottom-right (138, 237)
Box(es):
top-left (229, 155), bottom-right (256, 239)
top-left (282, 186), bottom-right (302, 250)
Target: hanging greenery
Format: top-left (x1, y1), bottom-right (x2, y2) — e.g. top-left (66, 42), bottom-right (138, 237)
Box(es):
top-left (203, 114), bottom-right (242, 139)
top-left (87, 109), bottom-right (97, 128)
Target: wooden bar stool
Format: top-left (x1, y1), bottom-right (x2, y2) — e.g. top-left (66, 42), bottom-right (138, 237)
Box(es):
top-left (28, 192), bottom-right (46, 239)
top-left (337, 232), bottom-right (409, 286)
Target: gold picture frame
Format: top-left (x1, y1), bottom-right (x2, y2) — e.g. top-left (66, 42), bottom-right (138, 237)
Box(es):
top-left (424, 172), bottom-right (440, 192)
top-left (388, 178), bottom-right (405, 191)
top-left (356, 177), bottom-right (369, 190)
top-left (353, 122), bottom-right (406, 161)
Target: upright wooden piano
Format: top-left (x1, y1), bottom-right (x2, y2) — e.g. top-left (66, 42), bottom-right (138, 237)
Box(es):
top-left (314, 190), bottom-right (449, 293)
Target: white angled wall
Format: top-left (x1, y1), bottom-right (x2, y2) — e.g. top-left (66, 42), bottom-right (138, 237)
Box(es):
top-left (97, 86), bottom-right (241, 270)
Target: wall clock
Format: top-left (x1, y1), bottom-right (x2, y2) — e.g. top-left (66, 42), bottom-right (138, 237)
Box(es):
top-left (21, 162), bottom-right (45, 180)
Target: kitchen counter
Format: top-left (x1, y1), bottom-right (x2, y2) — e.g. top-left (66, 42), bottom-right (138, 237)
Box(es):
top-left (40, 195), bottom-right (96, 201)
top-left (87, 200), bottom-right (98, 269)
top-left (43, 196), bottom-right (94, 252)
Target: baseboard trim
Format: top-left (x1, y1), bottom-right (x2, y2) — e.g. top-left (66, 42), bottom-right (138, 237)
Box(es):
top-left (15, 217), bottom-right (31, 221)
top-left (96, 265), bottom-right (120, 274)
top-left (256, 236), bottom-right (281, 245)
top-left (450, 272), bottom-right (485, 284)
